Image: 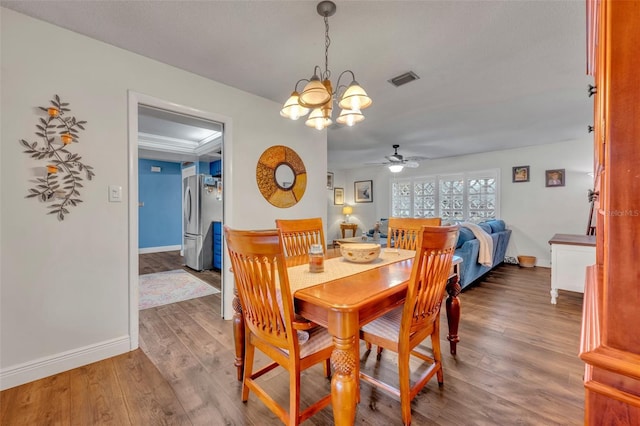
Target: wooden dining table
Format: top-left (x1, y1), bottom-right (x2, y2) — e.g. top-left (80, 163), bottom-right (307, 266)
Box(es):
top-left (231, 247), bottom-right (463, 426)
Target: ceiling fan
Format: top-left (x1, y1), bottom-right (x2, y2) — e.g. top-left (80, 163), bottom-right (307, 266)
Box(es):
top-left (366, 144), bottom-right (426, 172)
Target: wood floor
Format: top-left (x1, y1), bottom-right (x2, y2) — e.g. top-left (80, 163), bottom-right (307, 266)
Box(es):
top-left (138, 250), bottom-right (221, 290)
top-left (1, 263), bottom-right (585, 425)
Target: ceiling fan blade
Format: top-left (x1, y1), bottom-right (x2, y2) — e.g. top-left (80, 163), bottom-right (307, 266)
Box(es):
top-left (404, 161), bottom-right (419, 168)
top-left (364, 161), bottom-right (390, 166)
top-left (405, 156), bottom-right (429, 162)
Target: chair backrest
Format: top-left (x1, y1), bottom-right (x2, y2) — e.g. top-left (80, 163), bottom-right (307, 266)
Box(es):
top-left (224, 226), bottom-right (298, 351)
top-left (387, 217), bottom-right (442, 250)
top-left (275, 217), bottom-right (326, 257)
top-left (401, 225), bottom-right (459, 337)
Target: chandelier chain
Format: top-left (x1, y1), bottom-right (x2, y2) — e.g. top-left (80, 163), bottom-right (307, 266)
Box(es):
top-left (324, 15), bottom-right (331, 80)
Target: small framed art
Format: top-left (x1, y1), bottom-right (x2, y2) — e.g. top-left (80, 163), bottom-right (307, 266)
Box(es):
top-left (545, 169), bottom-right (565, 187)
top-left (327, 172), bottom-right (334, 190)
top-left (512, 166), bottom-right (530, 182)
top-left (354, 180), bottom-right (373, 203)
top-left (333, 187), bottom-right (344, 205)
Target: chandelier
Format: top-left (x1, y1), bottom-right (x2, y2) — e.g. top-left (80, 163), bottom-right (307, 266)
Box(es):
top-left (280, 1), bottom-right (372, 130)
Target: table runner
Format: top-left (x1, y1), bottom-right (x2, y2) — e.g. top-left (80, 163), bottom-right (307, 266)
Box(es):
top-left (287, 248), bottom-right (415, 294)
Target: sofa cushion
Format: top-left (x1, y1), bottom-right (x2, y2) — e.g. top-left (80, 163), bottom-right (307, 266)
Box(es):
top-left (379, 218), bottom-right (389, 234)
top-left (484, 219), bottom-right (506, 233)
top-left (456, 227), bottom-right (476, 248)
top-left (478, 222), bottom-right (492, 234)
top-left (368, 218), bottom-right (389, 238)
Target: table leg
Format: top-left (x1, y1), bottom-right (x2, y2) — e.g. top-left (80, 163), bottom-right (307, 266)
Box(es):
top-left (328, 311), bottom-right (358, 425)
top-left (445, 275), bottom-right (461, 355)
top-left (232, 286), bottom-right (245, 381)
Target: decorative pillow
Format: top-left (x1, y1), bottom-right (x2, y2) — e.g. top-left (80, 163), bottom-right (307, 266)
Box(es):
top-left (379, 218), bottom-right (389, 236)
top-left (484, 219), bottom-right (506, 233)
top-left (478, 222), bottom-right (492, 234)
top-left (456, 227), bottom-right (476, 248)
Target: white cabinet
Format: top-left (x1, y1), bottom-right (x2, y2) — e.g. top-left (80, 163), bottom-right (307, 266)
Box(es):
top-left (548, 234), bottom-right (596, 304)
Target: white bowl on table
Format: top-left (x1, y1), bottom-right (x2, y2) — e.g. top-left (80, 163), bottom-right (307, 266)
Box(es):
top-left (340, 243), bottom-right (381, 263)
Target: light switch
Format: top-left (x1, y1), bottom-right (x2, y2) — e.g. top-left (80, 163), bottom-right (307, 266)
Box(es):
top-left (109, 185), bottom-right (122, 202)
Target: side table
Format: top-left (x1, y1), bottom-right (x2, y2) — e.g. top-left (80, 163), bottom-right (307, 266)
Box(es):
top-left (340, 222), bottom-right (358, 238)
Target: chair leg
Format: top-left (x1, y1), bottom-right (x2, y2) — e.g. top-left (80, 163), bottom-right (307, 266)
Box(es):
top-left (432, 323), bottom-right (444, 385)
top-left (242, 340), bottom-right (256, 402)
top-left (398, 349), bottom-right (412, 426)
top-left (323, 358), bottom-right (331, 378)
top-left (289, 367), bottom-right (301, 426)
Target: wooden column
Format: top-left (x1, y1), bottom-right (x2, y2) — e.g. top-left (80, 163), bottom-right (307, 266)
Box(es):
top-left (580, 1), bottom-right (640, 422)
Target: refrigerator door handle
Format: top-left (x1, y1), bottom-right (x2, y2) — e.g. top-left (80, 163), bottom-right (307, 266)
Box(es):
top-left (184, 185), bottom-right (192, 225)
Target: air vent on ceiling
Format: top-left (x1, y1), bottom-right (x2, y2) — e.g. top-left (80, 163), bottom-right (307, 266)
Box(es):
top-left (388, 71), bottom-right (420, 87)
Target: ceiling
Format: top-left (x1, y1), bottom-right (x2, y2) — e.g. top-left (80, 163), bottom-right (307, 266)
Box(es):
top-left (2, 1), bottom-right (592, 171)
top-left (138, 105), bottom-right (223, 163)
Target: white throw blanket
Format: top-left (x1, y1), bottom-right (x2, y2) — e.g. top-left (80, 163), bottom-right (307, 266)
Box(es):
top-left (460, 222), bottom-right (493, 267)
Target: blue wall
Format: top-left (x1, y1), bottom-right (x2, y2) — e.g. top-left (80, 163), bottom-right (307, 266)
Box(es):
top-left (139, 159), bottom-right (182, 249)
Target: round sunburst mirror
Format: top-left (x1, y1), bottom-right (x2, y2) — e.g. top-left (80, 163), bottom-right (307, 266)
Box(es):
top-left (256, 145), bottom-right (307, 208)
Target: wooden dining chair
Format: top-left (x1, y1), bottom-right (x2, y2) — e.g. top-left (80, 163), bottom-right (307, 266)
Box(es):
top-left (275, 217), bottom-right (326, 258)
top-left (224, 226), bottom-right (334, 426)
top-left (387, 217), bottom-right (442, 250)
top-left (359, 225), bottom-right (459, 426)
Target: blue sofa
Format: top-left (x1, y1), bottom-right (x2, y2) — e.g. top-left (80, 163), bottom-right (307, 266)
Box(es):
top-left (454, 219), bottom-right (511, 289)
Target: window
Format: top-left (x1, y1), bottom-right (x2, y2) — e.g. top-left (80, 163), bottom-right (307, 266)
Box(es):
top-left (391, 169), bottom-right (499, 221)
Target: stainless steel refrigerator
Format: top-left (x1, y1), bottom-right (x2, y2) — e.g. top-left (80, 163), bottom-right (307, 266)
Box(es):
top-left (183, 174), bottom-right (222, 271)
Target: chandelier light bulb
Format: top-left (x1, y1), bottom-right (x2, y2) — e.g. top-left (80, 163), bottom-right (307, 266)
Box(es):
top-left (336, 109), bottom-right (364, 127)
top-left (305, 108), bottom-right (332, 130)
top-left (338, 82), bottom-right (372, 111)
top-left (280, 91), bottom-right (310, 120)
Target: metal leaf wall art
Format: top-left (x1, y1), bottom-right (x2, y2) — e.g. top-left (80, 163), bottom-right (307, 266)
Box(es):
top-left (20, 95), bottom-right (95, 220)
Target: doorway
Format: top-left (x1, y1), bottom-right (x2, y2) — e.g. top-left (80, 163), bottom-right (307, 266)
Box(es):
top-left (127, 91), bottom-right (231, 349)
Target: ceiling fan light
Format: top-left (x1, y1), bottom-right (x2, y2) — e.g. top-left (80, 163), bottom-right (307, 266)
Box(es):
top-left (336, 108), bottom-right (364, 126)
top-left (388, 164), bottom-right (404, 173)
top-left (305, 108), bottom-right (332, 130)
top-left (338, 82), bottom-right (372, 111)
top-left (280, 91), bottom-right (310, 120)
top-left (299, 77), bottom-right (331, 108)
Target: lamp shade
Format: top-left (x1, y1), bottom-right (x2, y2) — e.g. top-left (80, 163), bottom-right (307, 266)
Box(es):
top-left (342, 205), bottom-right (353, 215)
top-left (280, 91), bottom-right (310, 120)
top-left (388, 164), bottom-right (404, 173)
top-left (299, 78), bottom-right (331, 108)
top-left (336, 108), bottom-right (364, 126)
top-left (305, 107), bottom-right (332, 130)
top-left (338, 82), bottom-right (372, 111)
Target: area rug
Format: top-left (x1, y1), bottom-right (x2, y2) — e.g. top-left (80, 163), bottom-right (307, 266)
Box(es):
top-left (139, 269), bottom-right (220, 310)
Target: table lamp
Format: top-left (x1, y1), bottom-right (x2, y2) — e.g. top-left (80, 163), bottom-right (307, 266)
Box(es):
top-left (342, 205), bottom-right (353, 222)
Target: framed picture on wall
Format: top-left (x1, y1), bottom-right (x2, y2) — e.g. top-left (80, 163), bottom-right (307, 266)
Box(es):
top-left (334, 187), bottom-right (344, 205)
top-left (512, 165), bottom-right (530, 182)
top-left (354, 180), bottom-right (373, 203)
top-left (545, 169), bottom-right (565, 187)
top-left (327, 172), bottom-right (334, 190)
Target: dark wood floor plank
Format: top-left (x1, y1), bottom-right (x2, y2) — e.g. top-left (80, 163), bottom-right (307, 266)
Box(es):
top-left (2, 373), bottom-right (71, 425)
top-left (139, 250), bottom-right (221, 290)
top-left (111, 349), bottom-right (191, 425)
top-left (68, 359), bottom-right (131, 425)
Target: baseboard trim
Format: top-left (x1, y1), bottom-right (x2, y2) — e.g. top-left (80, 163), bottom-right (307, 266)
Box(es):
top-left (138, 244), bottom-right (181, 254)
top-left (0, 335), bottom-right (130, 391)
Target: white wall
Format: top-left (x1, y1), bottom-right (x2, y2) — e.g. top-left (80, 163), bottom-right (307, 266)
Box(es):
top-left (328, 139), bottom-right (593, 267)
top-left (0, 8), bottom-right (326, 389)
